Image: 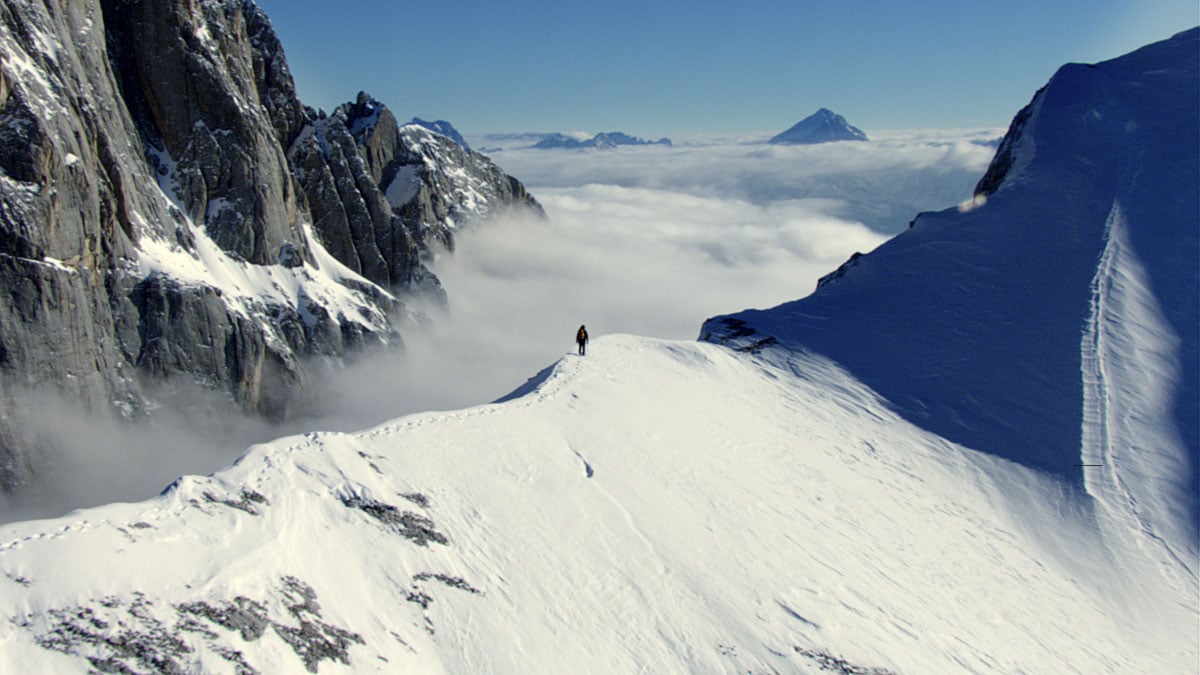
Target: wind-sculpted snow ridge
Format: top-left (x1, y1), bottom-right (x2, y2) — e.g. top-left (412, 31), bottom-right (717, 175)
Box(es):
top-left (703, 28), bottom-right (1199, 549)
top-left (1, 16), bottom-right (1194, 674)
top-left (1, 335), bottom-right (1193, 672)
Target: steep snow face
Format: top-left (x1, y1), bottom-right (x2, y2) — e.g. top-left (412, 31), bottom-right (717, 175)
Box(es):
top-left (135, 213), bottom-right (395, 346)
top-left (704, 29), bottom-right (1199, 535)
top-left (1081, 204), bottom-right (1196, 590)
top-left (1, 20), bottom-right (1194, 675)
top-left (141, 137), bottom-right (396, 342)
top-left (1, 336), bottom-right (1192, 673)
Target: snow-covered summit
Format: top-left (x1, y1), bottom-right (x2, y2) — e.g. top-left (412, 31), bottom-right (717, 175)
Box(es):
top-left (0, 23), bottom-right (1194, 675)
top-left (706, 27), bottom-right (1199, 560)
top-left (769, 108), bottom-right (869, 144)
top-left (409, 118), bottom-right (471, 150)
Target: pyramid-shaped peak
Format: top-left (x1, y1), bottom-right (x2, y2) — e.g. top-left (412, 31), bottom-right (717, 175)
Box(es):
top-left (769, 109), bottom-right (869, 145)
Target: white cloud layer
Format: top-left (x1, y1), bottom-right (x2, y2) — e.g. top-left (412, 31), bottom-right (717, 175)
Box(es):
top-left (1, 130), bottom-right (999, 522)
top-left (476, 129), bottom-right (1001, 233)
top-left (364, 129), bottom-right (998, 418)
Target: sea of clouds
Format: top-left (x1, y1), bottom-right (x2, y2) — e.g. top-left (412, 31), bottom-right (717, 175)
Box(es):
top-left (0, 129), bottom-right (1001, 522)
top-left (312, 129), bottom-right (1001, 428)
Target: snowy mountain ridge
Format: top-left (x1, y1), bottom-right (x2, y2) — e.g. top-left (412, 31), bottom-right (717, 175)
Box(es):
top-left (385, 123), bottom-right (545, 252)
top-left (1, 336), bottom-right (1191, 673)
top-left (0, 23), bottom-right (1195, 675)
top-left (409, 118), bottom-right (471, 150)
top-left (706, 27), bottom-right (1199, 547)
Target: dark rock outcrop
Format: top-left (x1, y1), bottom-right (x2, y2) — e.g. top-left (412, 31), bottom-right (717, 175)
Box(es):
top-left (0, 0), bottom-right (541, 489)
top-left (289, 92), bottom-right (542, 288)
top-left (972, 92), bottom-right (1040, 197)
top-left (101, 0), bottom-right (312, 266)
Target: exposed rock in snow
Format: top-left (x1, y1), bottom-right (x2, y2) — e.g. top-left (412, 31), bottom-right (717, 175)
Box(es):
top-left (0, 1), bottom-right (540, 488)
top-left (0, 27), bottom-right (1194, 675)
top-left (0, 333), bottom-right (1193, 672)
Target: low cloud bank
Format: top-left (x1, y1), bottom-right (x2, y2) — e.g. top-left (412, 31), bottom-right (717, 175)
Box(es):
top-left (478, 129), bottom-right (1000, 233)
top-left (0, 385), bottom-right (282, 524)
top-left (1, 130), bottom-right (994, 523)
top-left (271, 185), bottom-right (890, 445)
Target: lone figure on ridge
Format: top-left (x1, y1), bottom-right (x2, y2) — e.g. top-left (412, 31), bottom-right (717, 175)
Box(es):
top-left (576, 325), bottom-right (589, 356)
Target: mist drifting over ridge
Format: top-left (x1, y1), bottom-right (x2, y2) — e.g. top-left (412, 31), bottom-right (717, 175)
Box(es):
top-left (480, 129), bottom-right (1000, 233)
top-left (311, 127), bottom-right (1001, 430)
top-left (0, 129), bottom-right (996, 523)
top-left (1, 14), bottom-right (1196, 672)
top-left (3, 57), bottom-right (1196, 665)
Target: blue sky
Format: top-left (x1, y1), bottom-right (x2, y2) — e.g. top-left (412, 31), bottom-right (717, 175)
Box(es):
top-left (253, 0), bottom-right (1197, 136)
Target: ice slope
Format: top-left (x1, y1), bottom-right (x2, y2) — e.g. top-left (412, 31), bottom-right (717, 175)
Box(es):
top-left (0, 335), bottom-right (1194, 673)
top-left (704, 29), bottom-right (1199, 555)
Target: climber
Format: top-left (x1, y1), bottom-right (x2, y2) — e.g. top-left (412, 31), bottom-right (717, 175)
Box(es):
top-left (576, 325), bottom-right (589, 356)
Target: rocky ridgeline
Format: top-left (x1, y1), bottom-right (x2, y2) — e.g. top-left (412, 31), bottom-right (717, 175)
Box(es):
top-left (0, 0), bottom-right (541, 488)
top-left (291, 92), bottom-right (542, 273)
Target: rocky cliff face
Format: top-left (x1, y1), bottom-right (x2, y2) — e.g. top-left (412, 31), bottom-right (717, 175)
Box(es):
top-left (0, 0), bottom-right (540, 489)
top-left (289, 92), bottom-right (542, 288)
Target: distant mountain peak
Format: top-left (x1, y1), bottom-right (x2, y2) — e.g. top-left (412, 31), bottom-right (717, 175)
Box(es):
top-left (409, 118), bottom-right (470, 150)
top-left (709, 28), bottom-right (1199, 507)
top-left (334, 91), bottom-right (393, 141)
top-left (769, 109), bottom-right (868, 144)
top-left (534, 131), bottom-right (672, 150)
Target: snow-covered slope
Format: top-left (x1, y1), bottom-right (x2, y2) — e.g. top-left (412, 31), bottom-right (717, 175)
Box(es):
top-left (0, 24), bottom-right (1194, 675)
top-left (706, 28), bottom-right (1199, 559)
top-left (1, 336), bottom-right (1192, 673)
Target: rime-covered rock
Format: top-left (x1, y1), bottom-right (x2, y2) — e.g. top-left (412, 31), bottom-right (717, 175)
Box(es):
top-left (0, 0), bottom-right (540, 488)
